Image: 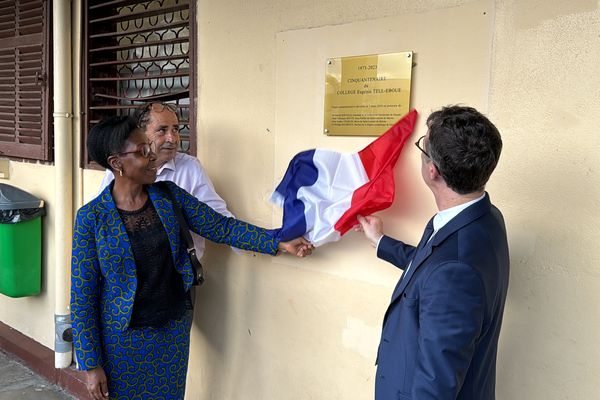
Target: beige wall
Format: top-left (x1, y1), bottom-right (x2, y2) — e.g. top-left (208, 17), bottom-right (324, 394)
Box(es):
top-left (1, 0), bottom-right (599, 399)
top-left (490, 1), bottom-right (600, 398)
top-left (0, 164), bottom-right (57, 346)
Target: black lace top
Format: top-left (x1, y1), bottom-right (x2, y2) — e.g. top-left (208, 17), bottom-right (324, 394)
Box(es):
top-left (117, 197), bottom-right (190, 328)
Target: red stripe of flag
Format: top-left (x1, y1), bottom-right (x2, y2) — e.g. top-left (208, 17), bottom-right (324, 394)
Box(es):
top-left (333, 109), bottom-right (419, 235)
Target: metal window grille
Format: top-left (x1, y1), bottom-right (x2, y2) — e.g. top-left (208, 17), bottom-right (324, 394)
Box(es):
top-left (83, 0), bottom-right (195, 168)
top-left (0, 0), bottom-right (52, 161)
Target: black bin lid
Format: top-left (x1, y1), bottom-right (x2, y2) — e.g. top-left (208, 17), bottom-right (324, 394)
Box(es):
top-left (0, 183), bottom-right (44, 210)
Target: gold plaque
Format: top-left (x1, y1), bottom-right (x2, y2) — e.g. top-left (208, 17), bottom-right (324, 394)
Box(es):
top-left (324, 52), bottom-right (413, 136)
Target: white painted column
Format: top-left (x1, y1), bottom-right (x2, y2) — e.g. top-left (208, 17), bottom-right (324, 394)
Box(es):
top-left (52, 0), bottom-right (74, 369)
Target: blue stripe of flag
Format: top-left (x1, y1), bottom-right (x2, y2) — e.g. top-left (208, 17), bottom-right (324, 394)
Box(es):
top-left (273, 149), bottom-right (318, 241)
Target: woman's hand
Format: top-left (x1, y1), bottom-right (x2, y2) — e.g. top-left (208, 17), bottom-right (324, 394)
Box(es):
top-left (278, 237), bottom-right (314, 257)
top-left (84, 367), bottom-right (109, 400)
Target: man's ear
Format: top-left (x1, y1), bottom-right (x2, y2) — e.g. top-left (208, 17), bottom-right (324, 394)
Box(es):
top-left (428, 161), bottom-right (440, 180)
top-left (107, 155), bottom-right (121, 172)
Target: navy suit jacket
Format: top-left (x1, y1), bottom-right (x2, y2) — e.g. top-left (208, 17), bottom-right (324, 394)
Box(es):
top-left (375, 193), bottom-right (509, 400)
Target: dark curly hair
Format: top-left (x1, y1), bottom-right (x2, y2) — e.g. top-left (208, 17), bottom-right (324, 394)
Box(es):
top-left (426, 106), bottom-right (502, 194)
top-left (87, 116), bottom-right (139, 170)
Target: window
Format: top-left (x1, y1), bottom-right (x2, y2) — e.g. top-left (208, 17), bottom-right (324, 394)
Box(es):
top-left (83, 0), bottom-right (195, 168)
top-left (0, 0), bottom-right (52, 161)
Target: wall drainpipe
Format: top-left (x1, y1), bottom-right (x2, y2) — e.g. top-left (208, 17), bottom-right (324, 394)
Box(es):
top-left (53, 0), bottom-right (74, 369)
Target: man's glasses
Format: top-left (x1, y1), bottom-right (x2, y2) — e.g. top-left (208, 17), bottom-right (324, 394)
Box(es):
top-left (136, 102), bottom-right (178, 127)
top-left (414, 135), bottom-right (431, 159)
top-left (142, 102), bottom-right (178, 114)
top-left (118, 142), bottom-right (156, 158)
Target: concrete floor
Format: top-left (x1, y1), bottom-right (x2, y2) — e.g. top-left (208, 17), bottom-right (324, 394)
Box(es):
top-left (0, 350), bottom-right (76, 400)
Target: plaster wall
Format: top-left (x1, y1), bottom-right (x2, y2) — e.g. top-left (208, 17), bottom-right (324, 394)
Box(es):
top-left (190, 0), bottom-right (600, 398)
top-left (0, 164), bottom-right (57, 348)
top-left (490, 1), bottom-right (600, 398)
top-left (190, 1), bottom-right (492, 399)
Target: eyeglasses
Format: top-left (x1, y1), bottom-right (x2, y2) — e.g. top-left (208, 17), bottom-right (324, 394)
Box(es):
top-left (118, 142), bottom-right (156, 158)
top-left (142, 102), bottom-right (178, 114)
top-left (414, 135), bottom-right (431, 158)
top-left (136, 102), bottom-right (179, 128)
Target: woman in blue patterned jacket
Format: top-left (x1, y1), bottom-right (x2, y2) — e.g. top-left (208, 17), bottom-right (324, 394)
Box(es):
top-left (71, 116), bottom-right (313, 400)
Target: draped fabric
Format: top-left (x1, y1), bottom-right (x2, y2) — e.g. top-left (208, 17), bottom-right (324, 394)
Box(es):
top-left (271, 110), bottom-right (418, 246)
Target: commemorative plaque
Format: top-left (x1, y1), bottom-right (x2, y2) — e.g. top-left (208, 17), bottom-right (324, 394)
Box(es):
top-left (324, 52), bottom-right (413, 136)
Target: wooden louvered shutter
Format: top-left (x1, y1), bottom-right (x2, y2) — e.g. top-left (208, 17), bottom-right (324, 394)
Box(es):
top-left (0, 0), bottom-right (52, 161)
top-left (83, 0), bottom-right (195, 168)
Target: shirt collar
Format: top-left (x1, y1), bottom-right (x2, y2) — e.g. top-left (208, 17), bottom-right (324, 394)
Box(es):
top-left (157, 156), bottom-right (176, 176)
top-left (432, 193), bottom-right (486, 233)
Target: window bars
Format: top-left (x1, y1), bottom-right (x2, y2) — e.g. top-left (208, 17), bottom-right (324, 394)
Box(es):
top-left (83, 0), bottom-right (195, 167)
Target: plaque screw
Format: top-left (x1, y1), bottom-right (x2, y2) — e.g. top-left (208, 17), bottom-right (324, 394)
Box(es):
top-left (327, 60), bottom-right (332, 65)
top-left (407, 53), bottom-right (411, 58)
top-left (324, 128), bottom-right (329, 133)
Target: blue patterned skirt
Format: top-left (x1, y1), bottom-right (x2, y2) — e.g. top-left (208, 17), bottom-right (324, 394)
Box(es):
top-left (101, 310), bottom-right (193, 399)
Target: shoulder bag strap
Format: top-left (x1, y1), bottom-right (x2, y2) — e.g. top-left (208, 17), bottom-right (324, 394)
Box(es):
top-left (158, 182), bottom-right (205, 286)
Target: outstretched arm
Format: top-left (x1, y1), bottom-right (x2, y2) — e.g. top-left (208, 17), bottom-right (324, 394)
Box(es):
top-left (278, 237), bottom-right (314, 257)
top-left (168, 182), bottom-right (313, 257)
top-left (355, 214), bottom-right (415, 269)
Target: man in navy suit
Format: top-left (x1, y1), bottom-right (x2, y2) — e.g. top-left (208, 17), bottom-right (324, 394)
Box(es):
top-left (357, 105), bottom-right (509, 400)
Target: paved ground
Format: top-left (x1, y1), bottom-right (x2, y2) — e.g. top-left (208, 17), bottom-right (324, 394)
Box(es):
top-left (0, 350), bottom-right (76, 400)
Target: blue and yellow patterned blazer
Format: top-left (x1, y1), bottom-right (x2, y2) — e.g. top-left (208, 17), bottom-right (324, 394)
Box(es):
top-left (71, 181), bottom-right (279, 370)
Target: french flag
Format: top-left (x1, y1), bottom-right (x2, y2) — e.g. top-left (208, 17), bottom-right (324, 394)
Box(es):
top-left (271, 109), bottom-right (418, 246)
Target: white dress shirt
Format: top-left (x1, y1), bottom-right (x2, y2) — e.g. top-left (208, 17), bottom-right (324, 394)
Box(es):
top-left (430, 193), bottom-right (485, 241)
top-left (99, 152), bottom-right (234, 258)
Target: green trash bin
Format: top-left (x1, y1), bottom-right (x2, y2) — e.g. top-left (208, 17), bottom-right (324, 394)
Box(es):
top-left (0, 184), bottom-right (45, 298)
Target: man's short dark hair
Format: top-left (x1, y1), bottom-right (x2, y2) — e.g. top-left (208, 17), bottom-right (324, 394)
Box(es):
top-left (87, 115), bottom-right (138, 170)
top-left (426, 105), bottom-right (502, 194)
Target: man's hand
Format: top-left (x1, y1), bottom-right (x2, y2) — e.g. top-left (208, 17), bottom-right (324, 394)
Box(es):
top-left (354, 214), bottom-right (384, 247)
top-left (278, 237), bottom-right (314, 257)
top-left (84, 367), bottom-right (109, 400)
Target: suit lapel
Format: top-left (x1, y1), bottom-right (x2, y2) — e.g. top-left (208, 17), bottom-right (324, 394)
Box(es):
top-left (96, 183), bottom-right (137, 283)
top-left (388, 193), bottom-right (492, 304)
